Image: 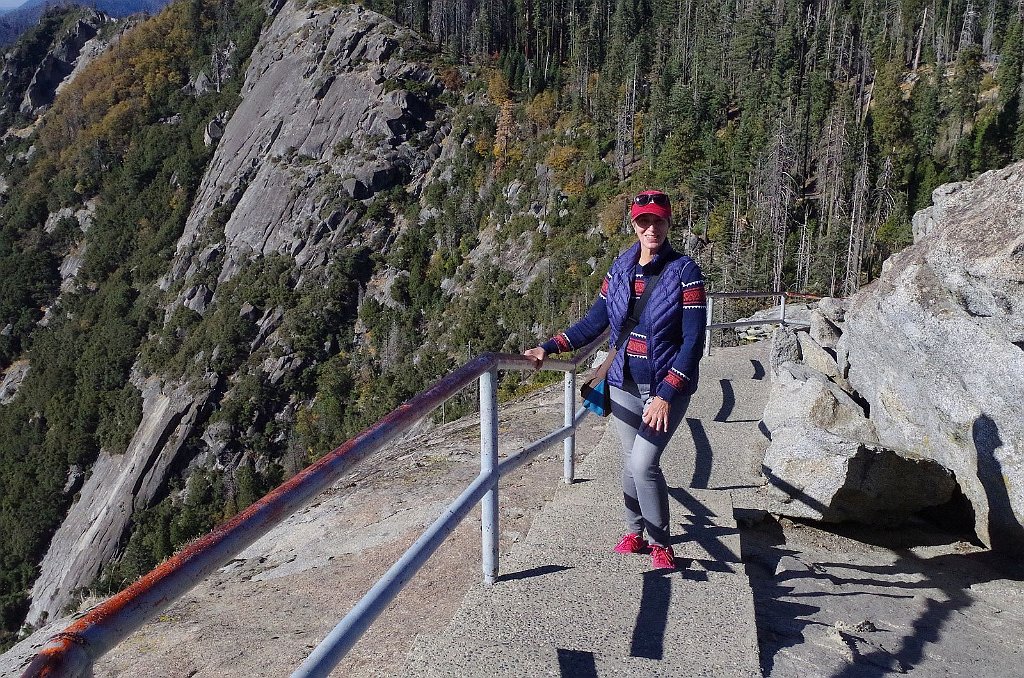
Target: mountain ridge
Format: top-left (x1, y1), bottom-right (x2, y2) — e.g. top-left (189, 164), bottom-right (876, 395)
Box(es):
top-left (0, 0), bottom-right (168, 45)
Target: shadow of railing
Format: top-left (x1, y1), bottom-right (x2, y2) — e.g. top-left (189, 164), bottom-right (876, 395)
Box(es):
top-left (557, 648), bottom-right (598, 677)
top-left (687, 418), bottom-right (713, 489)
top-left (713, 379), bottom-right (735, 421)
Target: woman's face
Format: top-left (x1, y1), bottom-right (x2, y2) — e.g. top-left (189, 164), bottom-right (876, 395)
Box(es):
top-left (633, 213), bottom-right (670, 252)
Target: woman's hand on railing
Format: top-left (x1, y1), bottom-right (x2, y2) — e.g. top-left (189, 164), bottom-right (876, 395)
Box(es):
top-left (522, 346), bottom-right (547, 369)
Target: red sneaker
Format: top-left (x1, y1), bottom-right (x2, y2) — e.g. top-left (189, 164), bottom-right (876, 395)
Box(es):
top-left (650, 544), bottom-right (677, 570)
top-left (614, 533), bottom-right (649, 554)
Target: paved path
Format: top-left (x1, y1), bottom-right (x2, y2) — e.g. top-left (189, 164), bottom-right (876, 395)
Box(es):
top-left (404, 343), bottom-right (772, 677)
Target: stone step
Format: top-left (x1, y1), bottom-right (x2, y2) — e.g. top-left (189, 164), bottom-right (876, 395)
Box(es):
top-left (402, 419), bottom-right (761, 677)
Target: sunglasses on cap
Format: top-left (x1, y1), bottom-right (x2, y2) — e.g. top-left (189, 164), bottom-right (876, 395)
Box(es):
top-left (633, 193), bottom-right (670, 207)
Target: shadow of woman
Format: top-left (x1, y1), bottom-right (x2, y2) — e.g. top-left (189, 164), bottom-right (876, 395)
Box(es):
top-left (974, 413), bottom-right (1024, 554)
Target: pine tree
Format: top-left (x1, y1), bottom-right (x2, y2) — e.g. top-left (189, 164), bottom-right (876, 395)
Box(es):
top-left (910, 66), bottom-right (941, 156)
top-left (870, 58), bottom-right (912, 181)
top-left (998, 14), bottom-right (1024, 160)
top-left (950, 44), bottom-right (983, 175)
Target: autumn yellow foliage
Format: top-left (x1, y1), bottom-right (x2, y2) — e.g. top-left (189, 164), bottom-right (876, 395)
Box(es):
top-left (37, 2), bottom-right (204, 190)
top-left (598, 196), bottom-right (629, 238)
top-left (487, 69), bottom-right (510, 105)
top-left (545, 144), bottom-right (584, 196)
top-left (526, 90), bottom-right (557, 130)
top-left (493, 100), bottom-right (518, 170)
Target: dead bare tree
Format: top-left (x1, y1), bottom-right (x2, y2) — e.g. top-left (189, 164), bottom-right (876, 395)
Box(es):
top-left (863, 154), bottom-right (898, 277)
top-left (815, 96), bottom-right (852, 295)
top-left (912, 6), bottom-right (929, 71)
top-left (568, 0), bottom-right (588, 107)
top-left (796, 212), bottom-right (812, 291)
top-left (817, 99), bottom-right (851, 242)
top-left (614, 52), bottom-right (638, 180)
top-left (981, 0), bottom-right (997, 60)
top-left (727, 175), bottom-right (743, 289)
top-left (843, 141), bottom-right (870, 296)
top-left (752, 118), bottom-right (796, 291)
top-left (959, 0), bottom-right (978, 52)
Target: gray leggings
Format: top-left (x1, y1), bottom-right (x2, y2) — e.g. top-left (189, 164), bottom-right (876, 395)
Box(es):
top-left (610, 381), bottom-right (690, 547)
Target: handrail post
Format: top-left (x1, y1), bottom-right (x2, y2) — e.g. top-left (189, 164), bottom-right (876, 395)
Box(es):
top-left (479, 367), bottom-right (499, 585)
top-left (704, 294), bottom-right (715, 357)
top-left (779, 292), bottom-right (787, 326)
top-left (563, 370), bottom-right (576, 483)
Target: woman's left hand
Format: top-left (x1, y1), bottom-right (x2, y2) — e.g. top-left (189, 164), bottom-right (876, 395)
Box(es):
top-left (642, 396), bottom-right (671, 433)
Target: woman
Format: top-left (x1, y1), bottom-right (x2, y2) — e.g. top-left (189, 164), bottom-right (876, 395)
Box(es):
top-left (523, 190), bottom-right (706, 570)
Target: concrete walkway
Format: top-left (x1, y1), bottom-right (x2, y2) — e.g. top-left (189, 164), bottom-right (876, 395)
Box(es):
top-left (404, 343), bottom-right (771, 677)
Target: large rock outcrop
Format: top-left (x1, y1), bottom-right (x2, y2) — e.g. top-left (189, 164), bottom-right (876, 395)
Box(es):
top-left (762, 360), bottom-right (957, 523)
top-left (762, 164), bottom-right (1024, 548)
top-left (843, 165), bottom-right (1024, 549)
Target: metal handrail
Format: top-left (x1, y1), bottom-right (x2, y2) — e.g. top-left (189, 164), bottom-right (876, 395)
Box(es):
top-left (703, 290), bottom-right (812, 356)
top-left (22, 333), bottom-right (609, 678)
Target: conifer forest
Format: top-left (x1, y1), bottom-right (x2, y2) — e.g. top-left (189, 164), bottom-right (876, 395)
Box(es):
top-left (383, 0), bottom-right (1023, 296)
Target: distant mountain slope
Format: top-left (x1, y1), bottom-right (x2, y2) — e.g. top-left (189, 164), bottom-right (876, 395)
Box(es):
top-left (0, 0), bottom-right (167, 44)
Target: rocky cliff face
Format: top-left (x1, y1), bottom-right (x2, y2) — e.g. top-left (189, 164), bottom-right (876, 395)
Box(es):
top-left (25, 374), bottom-right (213, 626)
top-left (25, 3), bottom-right (452, 627)
top-left (163, 4), bottom-right (442, 292)
top-left (762, 163), bottom-right (1024, 548)
top-left (18, 16), bottom-right (99, 113)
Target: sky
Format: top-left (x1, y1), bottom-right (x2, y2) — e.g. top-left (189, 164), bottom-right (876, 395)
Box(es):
top-left (0, 0), bottom-right (24, 9)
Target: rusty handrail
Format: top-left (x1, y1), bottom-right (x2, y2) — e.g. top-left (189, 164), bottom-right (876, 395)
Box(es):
top-left (22, 333), bottom-right (608, 678)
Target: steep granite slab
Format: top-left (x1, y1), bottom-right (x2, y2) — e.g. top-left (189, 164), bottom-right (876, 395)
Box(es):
top-left (163, 3), bottom-right (445, 293)
top-left (26, 376), bottom-right (212, 627)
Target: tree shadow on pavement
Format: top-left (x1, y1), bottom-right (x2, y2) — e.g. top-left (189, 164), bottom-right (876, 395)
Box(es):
top-left (747, 457), bottom-right (1024, 676)
top-left (738, 512), bottom-right (821, 675)
top-left (667, 485), bottom-right (741, 569)
top-left (819, 549), bottom-right (1024, 678)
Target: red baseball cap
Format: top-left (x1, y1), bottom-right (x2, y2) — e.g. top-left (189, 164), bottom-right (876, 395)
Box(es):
top-left (630, 190), bottom-right (671, 221)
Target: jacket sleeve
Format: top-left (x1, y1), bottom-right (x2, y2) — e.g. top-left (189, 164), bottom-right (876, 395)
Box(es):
top-left (655, 260), bottom-right (706, 402)
top-left (541, 273), bottom-right (611, 354)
